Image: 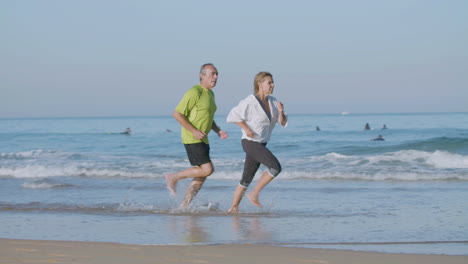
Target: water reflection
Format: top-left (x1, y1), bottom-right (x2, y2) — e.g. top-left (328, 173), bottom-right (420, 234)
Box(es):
top-left (231, 216), bottom-right (274, 242)
top-left (182, 216), bottom-right (209, 244)
top-left (168, 214), bottom-right (275, 244)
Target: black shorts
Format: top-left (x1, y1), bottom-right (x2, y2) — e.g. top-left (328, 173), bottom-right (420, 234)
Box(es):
top-left (184, 142), bottom-right (211, 166)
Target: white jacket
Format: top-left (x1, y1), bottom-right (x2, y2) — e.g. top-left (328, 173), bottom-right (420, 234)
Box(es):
top-left (227, 94), bottom-right (287, 143)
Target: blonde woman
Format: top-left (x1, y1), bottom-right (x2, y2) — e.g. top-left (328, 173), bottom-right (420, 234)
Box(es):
top-left (226, 72), bottom-right (288, 213)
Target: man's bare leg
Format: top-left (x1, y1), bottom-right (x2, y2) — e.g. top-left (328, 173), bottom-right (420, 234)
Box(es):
top-left (165, 162), bottom-right (213, 196)
top-left (227, 184), bottom-right (247, 213)
top-left (165, 174), bottom-right (178, 196)
top-left (246, 171), bottom-right (274, 207)
top-left (180, 177), bottom-right (206, 208)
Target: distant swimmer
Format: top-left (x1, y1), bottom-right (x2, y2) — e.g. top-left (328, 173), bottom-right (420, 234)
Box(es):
top-left (316, 126), bottom-right (321, 131)
top-left (364, 123), bottom-right (371, 130)
top-left (382, 124), bottom-right (388, 130)
top-left (166, 129), bottom-right (172, 132)
top-left (121, 127), bottom-right (132, 135)
top-left (372, 135), bottom-right (384, 141)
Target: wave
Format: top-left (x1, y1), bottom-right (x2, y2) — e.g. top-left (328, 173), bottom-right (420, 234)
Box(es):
top-left (0, 150), bottom-right (58, 160)
top-left (313, 150), bottom-right (468, 169)
top-left (1, 149), bottom-right (467, 181)
top-left (398, 137), bottom-right (468, 153)
top-left (0, 165), bottom-right (159, 178)
top-left (21, 179), bottom-right (76, 189)
top-left (318, 150), bottom-right (468, 169)
top-left (0, 201), bottom-right (372, 218)
top-left (277, 171), bottom-right (468, 181)
top-left (332, 137), bottom-right (468, 156)
top-left (0, 201), bottom-right (263, 216)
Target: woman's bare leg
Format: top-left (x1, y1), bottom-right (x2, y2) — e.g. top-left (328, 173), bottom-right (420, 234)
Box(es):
top-left (227, 184), bottom-right (247, 213)
top-left (246, 171), bottom-right (274, 207)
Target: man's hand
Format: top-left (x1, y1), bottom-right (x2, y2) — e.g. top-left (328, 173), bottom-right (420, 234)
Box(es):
top-left (218, 130), bottom-right (228, 140)
top-left (192, 130), bottom-right (207, 140)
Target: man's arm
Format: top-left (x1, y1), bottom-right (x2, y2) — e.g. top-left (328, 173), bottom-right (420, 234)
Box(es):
top-left (172, 110), bottom-right (207, 140)
top-left (212, 121), bottom-right (228, 139)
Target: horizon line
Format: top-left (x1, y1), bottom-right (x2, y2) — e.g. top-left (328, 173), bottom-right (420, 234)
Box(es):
top-left (1, 111), bottom-right (467, 120)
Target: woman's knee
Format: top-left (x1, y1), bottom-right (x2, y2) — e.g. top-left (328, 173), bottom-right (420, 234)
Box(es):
top-left (268, 162), bottom-right (282, 177)
top-left (239, 179), bottom-right (252, 188)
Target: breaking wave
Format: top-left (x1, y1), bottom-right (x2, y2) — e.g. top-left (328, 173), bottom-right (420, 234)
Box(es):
top-left (1, 148), bottom-right (467, 181)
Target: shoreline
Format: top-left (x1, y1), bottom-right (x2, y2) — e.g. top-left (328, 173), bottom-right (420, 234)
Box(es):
top-left (1, 238), bottom-right (467, 264)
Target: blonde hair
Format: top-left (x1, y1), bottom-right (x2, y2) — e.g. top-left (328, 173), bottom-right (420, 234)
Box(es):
top-left (253, 72), bottom-right (273, 93)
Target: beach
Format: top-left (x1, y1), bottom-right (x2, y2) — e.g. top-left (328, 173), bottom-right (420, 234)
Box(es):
top-left (1, 238), bottom-right (467, 264)
top-left (1, 113), bottom-right (467, 256)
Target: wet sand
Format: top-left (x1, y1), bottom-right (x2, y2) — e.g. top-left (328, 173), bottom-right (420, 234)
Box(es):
top-left (1, 238), bottom-right (466, 264)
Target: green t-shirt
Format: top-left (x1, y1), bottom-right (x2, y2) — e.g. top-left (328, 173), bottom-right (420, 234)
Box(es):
top-left (175, 84), bottom-right (217, 144)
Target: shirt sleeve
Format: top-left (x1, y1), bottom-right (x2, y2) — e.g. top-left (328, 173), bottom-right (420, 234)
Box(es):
top-left (226, 98), bottom-right (249, 123)
top-left (175, 88), bottom-right (199, 116)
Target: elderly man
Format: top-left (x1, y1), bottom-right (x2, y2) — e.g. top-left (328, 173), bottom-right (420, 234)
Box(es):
top-left (165, 63), bottom-right (228, 207)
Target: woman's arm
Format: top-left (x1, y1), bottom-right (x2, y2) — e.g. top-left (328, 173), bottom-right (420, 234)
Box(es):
top-left (234, 121), bottom-right (254, 138)
top-left (275, 101), bottom-right (288, 126)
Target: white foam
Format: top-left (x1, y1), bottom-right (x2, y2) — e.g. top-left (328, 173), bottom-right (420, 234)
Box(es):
top-left (21, 182), bottom-right (69, 189)
top-left (426, 151), bottom-right (468, 169)
top-left (277, 170), bottom-right (468, 181)
top-left (0, 165), bottom-right (159, 179)
top-left (2, 149), bottom-right (467, 181)
top-left (307, 150), bottom-right (468, 169)
top-left (117, 202), bottom-right (160, 212)
top-left (0, 150), bottom-right (56, 159)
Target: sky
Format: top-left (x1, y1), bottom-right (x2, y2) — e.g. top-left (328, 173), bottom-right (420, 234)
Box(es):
top-left (1, 0), bottom-right (467, 118)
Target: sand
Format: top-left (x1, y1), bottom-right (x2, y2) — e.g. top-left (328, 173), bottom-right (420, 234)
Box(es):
top-left (1, 238), bottom-right (466, 264)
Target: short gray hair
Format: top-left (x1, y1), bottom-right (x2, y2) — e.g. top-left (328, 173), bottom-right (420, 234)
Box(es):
top-left (200, 63), bottom-right (215, 75)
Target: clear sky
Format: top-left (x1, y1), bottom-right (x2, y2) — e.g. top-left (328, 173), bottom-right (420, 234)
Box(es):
top-left (2, 0), bottom-right (467, 118)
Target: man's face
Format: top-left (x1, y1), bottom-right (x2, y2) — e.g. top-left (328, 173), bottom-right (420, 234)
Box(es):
top-left (200, 65), bottom-right (218, 89)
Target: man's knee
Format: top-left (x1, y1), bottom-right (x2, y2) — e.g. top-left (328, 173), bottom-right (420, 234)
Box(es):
top-left (199, 163), bottom-right (214, 177)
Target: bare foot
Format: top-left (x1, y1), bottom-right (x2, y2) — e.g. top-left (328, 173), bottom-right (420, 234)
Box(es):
top-left (246, 193), bottom-right (262, 207)
top-left (179, 200), bottom-right (190, 209)
top-left (227, 207), bottom-right (239, 213)
top-left (165, 174), bottom-right (177, 196)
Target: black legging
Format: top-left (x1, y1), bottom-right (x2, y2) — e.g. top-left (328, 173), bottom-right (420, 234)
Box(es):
top-left (240, 139), bottom-right (281, 187)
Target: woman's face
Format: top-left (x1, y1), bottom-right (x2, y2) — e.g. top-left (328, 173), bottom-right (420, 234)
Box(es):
top-left (258, 76), bottom-right (275, 95)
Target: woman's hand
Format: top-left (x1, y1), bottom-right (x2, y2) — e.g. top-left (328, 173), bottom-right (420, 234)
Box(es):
top-left (275, 101), bottom-right (284, 112)
top-left (244, 127), bottom-right (255, 138)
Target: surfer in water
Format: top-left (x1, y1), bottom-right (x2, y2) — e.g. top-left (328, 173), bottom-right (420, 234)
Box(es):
top-left (121, 128), bottom-right (132, 135)
top-left (372, 135), bottom-right (385, 141)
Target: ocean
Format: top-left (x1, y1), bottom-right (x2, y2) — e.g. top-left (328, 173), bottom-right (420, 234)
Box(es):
top-left (1, 112), bottom-right (467, 255)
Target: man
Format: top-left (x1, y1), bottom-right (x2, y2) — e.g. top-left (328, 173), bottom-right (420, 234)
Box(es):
top-left (165, 63), bottom-right (228, 207)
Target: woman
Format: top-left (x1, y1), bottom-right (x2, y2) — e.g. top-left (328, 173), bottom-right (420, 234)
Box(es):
top-left (226, 72), bottom-right (288, 213)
